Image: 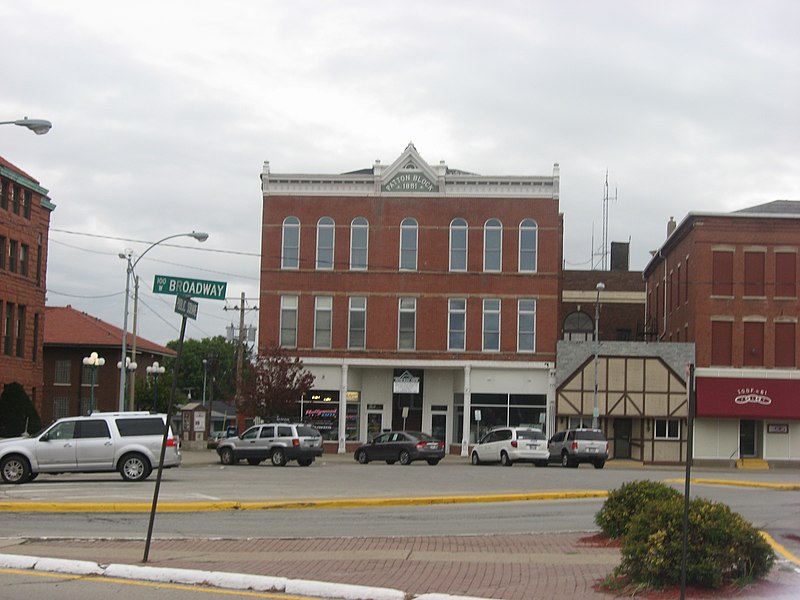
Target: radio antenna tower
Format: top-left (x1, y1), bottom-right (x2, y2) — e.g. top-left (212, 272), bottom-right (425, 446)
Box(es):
top-left (592, 170), bottom-right (617, 270)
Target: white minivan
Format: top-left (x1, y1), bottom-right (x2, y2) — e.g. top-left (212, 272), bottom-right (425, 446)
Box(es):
top-left (471, 427), bottom-right (549, 467)
top-left (0, 412), bottom-right (181, 484)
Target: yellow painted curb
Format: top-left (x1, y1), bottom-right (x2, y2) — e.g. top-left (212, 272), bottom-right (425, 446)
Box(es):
top-left (663, 478), bottom-right (800, 491)
top-left (760, 531), bottom-right (800, 567)
top-left (0, 490), bottom-right (609, 513)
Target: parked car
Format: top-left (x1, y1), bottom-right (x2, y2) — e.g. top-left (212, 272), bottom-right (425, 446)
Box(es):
top-left (471, 427), bottom-right (548, 466)
top-left (547, 428), bottom-right (608, 468)
top-left (216, 423), bottom-right (323, 466)
top-left (0, 412), bottom-right (181, 484)
top-left (354, 431), bottom-right (445, 465)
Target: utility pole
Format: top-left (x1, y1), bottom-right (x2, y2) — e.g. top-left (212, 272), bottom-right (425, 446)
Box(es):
top-left (128, 275), bottom-right (139, 411)
top-left (224, 293), bottom-right (258, 432)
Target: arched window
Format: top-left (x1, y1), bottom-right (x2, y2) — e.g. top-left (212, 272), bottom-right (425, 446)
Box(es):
top-left (400, 218), bottom-right (418, 270)
top-left (519, 219), bottom-right (538, 272)
top-left (350, 217), bottom-right (368, 270)
top-left (563, 311), bottom-right (594, 341)
top-left (281, 216), bottom-right (300, 269)
top-left (316, 217), bottom-right (335, 270)
top-left (449, 218), bottom-right (468, 271)
top-left (483, 219), bottom-right (502, 272)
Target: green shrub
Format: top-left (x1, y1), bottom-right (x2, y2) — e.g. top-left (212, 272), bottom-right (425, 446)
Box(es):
top-left (616, 496), bottom-right (774, 589)
top-left (595, 480), bottom-right (681, 538)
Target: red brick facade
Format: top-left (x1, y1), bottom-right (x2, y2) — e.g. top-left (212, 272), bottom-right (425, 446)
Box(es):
top-left (0, 157), bottom-right (53, 413)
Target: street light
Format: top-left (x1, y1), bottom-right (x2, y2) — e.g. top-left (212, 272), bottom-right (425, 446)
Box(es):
top-left (117, 357), bottom-right (138, 405)
top-left (82, 352), bottom-right (105, 414)
top-left (0, 117), bottom-right (52, 135)
top-left (118, 231), bottom-right (209, 411)
top-left (592, 282), bottom-right (605, 430)
top-left (146, 361), bottom-right (166, 412)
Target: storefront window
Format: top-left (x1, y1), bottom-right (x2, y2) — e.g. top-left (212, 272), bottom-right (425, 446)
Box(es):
top-left (455, 392), bottom-right (546, 443)
top-left (300, 390), bottom-right (360, 441)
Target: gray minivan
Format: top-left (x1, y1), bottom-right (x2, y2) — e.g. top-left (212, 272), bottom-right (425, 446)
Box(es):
top-left (547, 428), bottom-right (608, 468)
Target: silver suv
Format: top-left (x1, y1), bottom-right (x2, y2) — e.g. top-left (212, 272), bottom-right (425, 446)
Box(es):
top-left (471, 427), bottom-right (549, 467)
top-left (217, 423), bottom-right (323, 467)
top-left (0, 412), bottom-right (181, 484)
top-left (547, 428), bottom-right (608, 469)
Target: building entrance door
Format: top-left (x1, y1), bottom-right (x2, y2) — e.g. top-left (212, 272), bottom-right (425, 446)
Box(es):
top-left (431, 413), bottom-right (447, 443)
top-left (367, 412), bottom-right (383, 440)
top-left (613, 418), bottom-right (632, 459)
top-left (740, 420), bottom-right (758, 458)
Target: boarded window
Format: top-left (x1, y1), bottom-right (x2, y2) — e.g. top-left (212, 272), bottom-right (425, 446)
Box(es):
top-left (744, 252), bottom-right (765, 296)
top-left (710, 321), bottom-right (732, 366)
top-left (712, 251), bottom-right (733, 296)
top-left (743, 321), bottom-right (764, 367)
top-left (775, 322), bottom-right (796, 368)
top-left (775, 253), bottom-right (796, 297)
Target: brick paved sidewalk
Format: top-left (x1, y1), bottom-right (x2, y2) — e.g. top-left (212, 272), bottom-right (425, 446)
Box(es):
top-left (3, 532), bottom-right (799, 599)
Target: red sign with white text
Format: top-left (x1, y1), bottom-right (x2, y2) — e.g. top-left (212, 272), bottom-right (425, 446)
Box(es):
top-left (695, 376), bottom-right (800, 419)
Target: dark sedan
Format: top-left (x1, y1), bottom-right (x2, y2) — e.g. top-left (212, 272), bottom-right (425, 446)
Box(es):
top-left (354, 431), bottom-right (445, 465)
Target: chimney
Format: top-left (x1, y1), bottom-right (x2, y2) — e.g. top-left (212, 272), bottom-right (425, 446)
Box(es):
top-left (667, 216), bottom-right (676, 238)
top-left (610, 242), bottom-right (629, 271)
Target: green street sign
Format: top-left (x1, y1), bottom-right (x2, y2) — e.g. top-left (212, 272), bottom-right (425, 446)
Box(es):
top-left (153, 275), bottom-right (227, 300)
top-left (174, 295), bottom-right (198, 320)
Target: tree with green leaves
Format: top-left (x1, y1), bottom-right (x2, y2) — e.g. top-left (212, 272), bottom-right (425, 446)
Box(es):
top-left (240, 344), bottom-right (315, 421)
top-left (0, 382), bottom-right (42, 437)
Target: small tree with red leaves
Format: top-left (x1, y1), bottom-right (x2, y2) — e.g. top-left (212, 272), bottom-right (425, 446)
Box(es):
top-left (240, 344), bottom-right (315, 422)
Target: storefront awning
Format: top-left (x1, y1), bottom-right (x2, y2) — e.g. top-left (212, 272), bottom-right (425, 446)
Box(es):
top-left (696, 376), bottom-right (800, 419)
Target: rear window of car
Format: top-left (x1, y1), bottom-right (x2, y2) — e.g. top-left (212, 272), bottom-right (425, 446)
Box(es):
top-left (575, 430), bottom-right (606, 441)
top-left (414, 432), bottom-right (436, 442)
top-left (115, 417), bottom-right (165, 437)
top-left (517, 430), bottom-right (545, 441)
top-left (297, 426), bottom-right (320, 437)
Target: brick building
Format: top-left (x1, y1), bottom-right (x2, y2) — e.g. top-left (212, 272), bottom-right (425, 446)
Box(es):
top-left (0, 157), bottom-right (54, 413)
top-left (259, 144), bottom-right (562, 454)
top-left (644, 202), bottom-right (800, 467)
top-left (43, 306), bottom-right (174, 424)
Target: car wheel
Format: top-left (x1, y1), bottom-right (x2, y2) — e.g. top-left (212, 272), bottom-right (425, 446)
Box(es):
top-left (471, 452), bottom-right (481, 466)
top-left (119, 453), bottom-right (152, 482)
top-left (500, 451), bottom-right (513, 467)
top-left (246, 458), bottom-right (261, 466)
top-left (1, 455), bottom-right (31, 484)
top-left (357, 450), bottom-right (370, 464)
top-left (399, 450), bottom-right (412, 465)
top-left (219, 448), bottom-right (236, 465)
top-left (561, 452), bottom-right (577, 468)
top-left (594, 460), bottom-right (605, 469)
top-left (426, 458), bottom-right (440, 466)
top-left (271, 449), bottom-right (287, 466)
top-left (297, 458), bottom-right (313, 467)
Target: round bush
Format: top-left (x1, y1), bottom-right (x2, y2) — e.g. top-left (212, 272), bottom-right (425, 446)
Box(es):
top-left (617, 496), bottom-right (774, 589)
top-left (595, 480), bottom-right (681, 539)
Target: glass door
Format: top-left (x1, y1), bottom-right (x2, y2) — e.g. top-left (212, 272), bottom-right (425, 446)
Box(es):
top-left (739, 420), bottom-right (757, 458)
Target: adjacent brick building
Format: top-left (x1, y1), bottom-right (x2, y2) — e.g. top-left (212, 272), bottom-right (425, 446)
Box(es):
top-left (43, 305), bottom-right (175, 424)
top-left (0, 157), bottom-right (54, 413)
top-left (644, 202), bottom-right (800, 466)
top-left (259, 144), bottom-right (562, 453)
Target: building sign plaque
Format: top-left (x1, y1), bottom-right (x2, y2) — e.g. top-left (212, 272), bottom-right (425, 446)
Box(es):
top-left (393, 370), bottom-right (420, 394)
top-left (382, 173), bottom-right (438, 193)
top-left (695, 376), bottom-right (800, 419)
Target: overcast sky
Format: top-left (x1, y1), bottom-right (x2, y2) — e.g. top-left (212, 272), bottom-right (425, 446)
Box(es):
top-left (2, 1), bottom-right (798, 348)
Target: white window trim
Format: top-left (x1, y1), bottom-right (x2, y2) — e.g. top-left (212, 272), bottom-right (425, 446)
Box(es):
top-left (448, 298), bottom-right (467, 351)
top-left (280, 296), bottom-right (298, 349)
top-left (348, 296), bottom-right (367, 350)
top-left (399, 218), bottom-right (418, 271)
top-left (654, 418), bottom-right (681, 440)
top-left (482, 298), bottom-right (501, 352)
top-left (518, 219), bottom-right (538, 273)
top-left (449, 218), bottom-right (468, 272)
top-left (483, 219), bottom-right (502, 272)
top-left (316, 217), bottom-right (335, 270)
top-left (350, 217), bottom-right (369, 271)
top-left (398, 297), bottom-right (417, 350)
top-left (314, 296), bottom-right (333, 349)
top-left (517, 298), bottom-right (536, 353)
top-left (281, 216), bottom-right (300, 270)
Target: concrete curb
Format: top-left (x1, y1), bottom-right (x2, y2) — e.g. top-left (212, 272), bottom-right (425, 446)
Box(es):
top-left (0, 490), bottom-right (610, 513)
top-left (0, 553), bottom-right (490, 600)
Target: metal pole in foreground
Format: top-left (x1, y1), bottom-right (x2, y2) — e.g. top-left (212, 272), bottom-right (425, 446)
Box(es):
top-left (680, 363), bottom-right (696, 599)
top-left (143, 314), bottom-right (188, 563)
